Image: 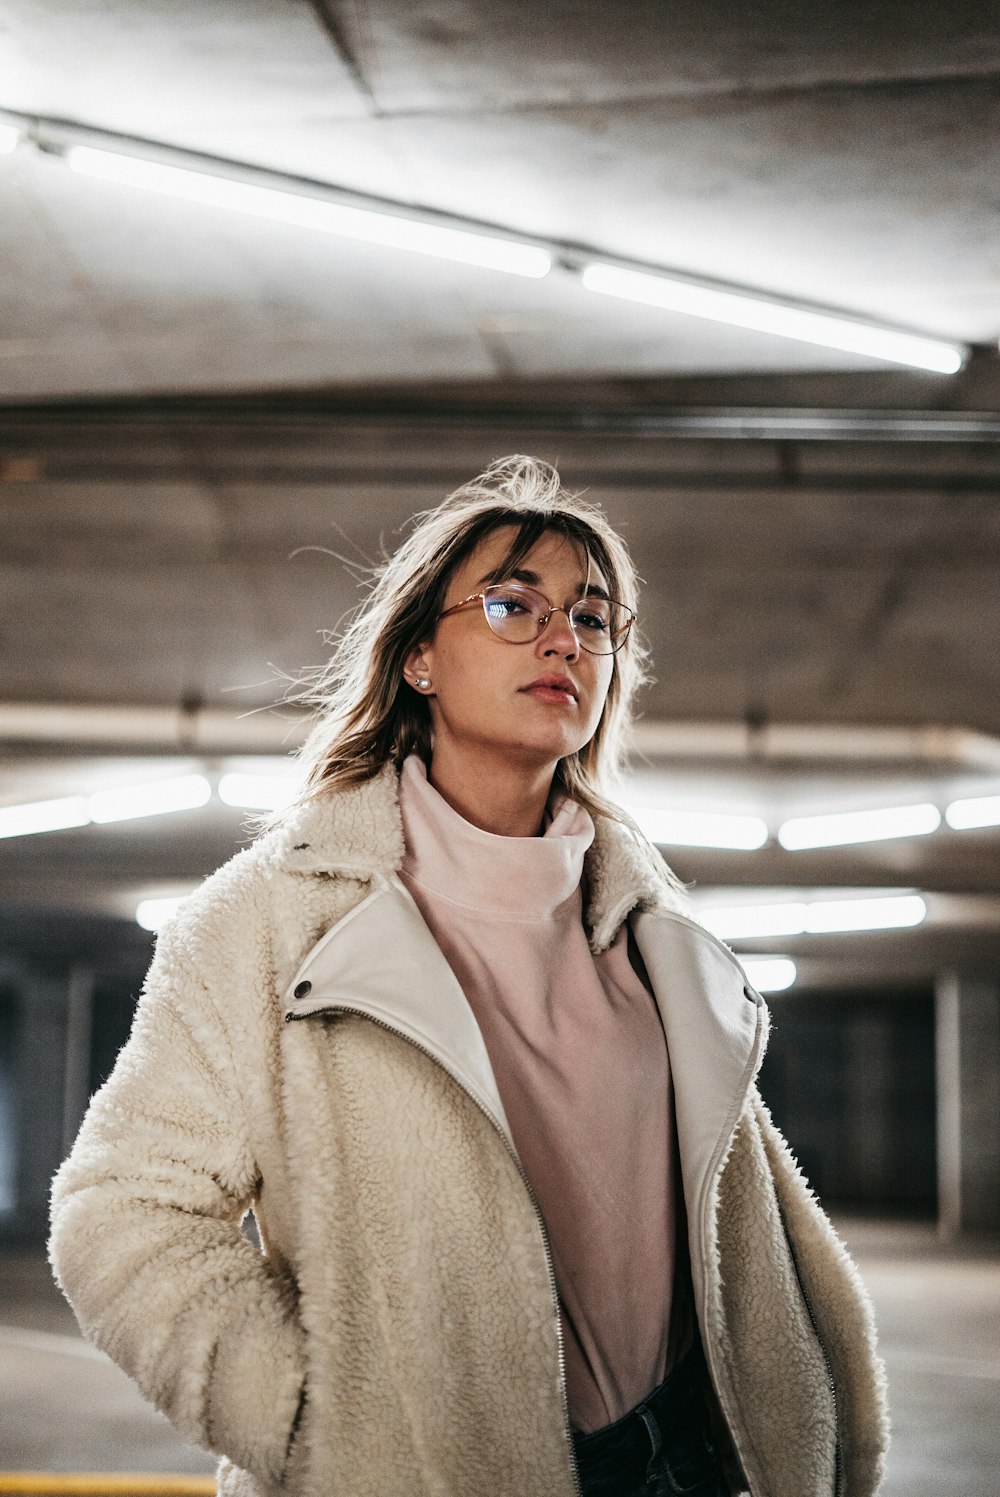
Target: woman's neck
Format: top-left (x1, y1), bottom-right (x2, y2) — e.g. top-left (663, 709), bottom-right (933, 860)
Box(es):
top-left (425, 742), bottom-right (556, 837)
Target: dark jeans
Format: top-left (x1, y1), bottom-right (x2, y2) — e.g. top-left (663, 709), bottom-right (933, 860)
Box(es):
top-left (571, 1344), bottom-right (730, 1497)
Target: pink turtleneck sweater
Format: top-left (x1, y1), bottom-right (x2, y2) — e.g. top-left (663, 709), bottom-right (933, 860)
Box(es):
top-left (398, 754), bottom-right (689, 1433)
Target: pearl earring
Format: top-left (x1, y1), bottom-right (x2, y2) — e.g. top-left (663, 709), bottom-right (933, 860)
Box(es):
top-left (414, 677), bottom-right (431, 690)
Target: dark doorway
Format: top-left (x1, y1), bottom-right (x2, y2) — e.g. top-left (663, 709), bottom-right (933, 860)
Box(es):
top-left (757, 986), bottom-right (936, 1217)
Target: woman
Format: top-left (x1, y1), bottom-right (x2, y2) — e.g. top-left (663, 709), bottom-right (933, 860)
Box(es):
top-left (50, 456), bottom-right (888, 1497)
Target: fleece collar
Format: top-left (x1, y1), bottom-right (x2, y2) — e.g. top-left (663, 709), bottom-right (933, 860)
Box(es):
top-left (270, 761), bottom-right (681, 953)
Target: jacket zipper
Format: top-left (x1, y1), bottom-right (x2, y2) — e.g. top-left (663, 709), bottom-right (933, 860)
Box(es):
top-left (777, 1201), bottom-right (843, 1497)
top-left (693, 997), bottom-right (769, 1496)
top-left (286, 1003), bottom-right (583, 1497)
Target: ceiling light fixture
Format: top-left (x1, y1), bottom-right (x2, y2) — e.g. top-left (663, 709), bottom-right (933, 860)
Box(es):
top-left (705, 902), bottom-right (807, 939)
top-left (623, 805), bottom-right (769, 850)
top-left (741, 957), bottom-right (797, 992)
top-left (0, 775), bottom-right (212, 837)
top-left (0, 795), bottom-right (90, 840)
top-left (580, 263), bottom-right (965, 374)
top-left (777, 802), bottom-right (941, 850)
top-left (701, 893), bottom-right (926, 940)
top-left (136, 896), bottom-right (189, 932)
top-left (218, 772), bottom-right (296, 811)
top-left (803, 894), bottom-right (927, 933)
top-left (0, 124), bottom-right (19, 154)
top-left (66, 147), bottom-right (552, 279)
top-left (11, 111), bottom-right (961, 365)
top-left (87, 774), bottom-right (212, 824)
top-left (945, 793), bottom-right (1000, 831)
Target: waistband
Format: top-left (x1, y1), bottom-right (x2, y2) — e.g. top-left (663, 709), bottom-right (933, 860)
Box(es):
top-left (571, 1341), bottom-right (710, 1465)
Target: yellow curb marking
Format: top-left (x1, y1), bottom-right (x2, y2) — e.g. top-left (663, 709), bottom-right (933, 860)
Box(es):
top-left (0, 1478), bottom-right (215, 1495)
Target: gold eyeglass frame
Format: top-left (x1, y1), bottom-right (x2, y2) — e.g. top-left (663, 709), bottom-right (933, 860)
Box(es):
top-left (437, 582), bottom-right (636, 655)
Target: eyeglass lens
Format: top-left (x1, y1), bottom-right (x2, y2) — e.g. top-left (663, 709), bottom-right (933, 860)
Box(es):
top-left (482, 584), bottom-right (629, 654)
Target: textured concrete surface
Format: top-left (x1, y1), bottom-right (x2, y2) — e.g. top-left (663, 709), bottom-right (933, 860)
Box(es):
top-left (0, 1252), bottom-right (214, 1476)
top-left (1, 1220), bottom-right (998, 1489)
top-left (839, 1218), bottom-right (1000, 1497)
top-left (2, 3), bottom-right (1000, 398)
top-left (4, 394), bottom-right (1000, 963)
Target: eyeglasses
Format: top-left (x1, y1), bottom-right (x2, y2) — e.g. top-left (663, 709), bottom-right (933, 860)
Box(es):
top-left (437, 581), bottom-right (636, 655)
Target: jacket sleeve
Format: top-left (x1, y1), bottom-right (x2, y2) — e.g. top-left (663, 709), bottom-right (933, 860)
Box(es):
top-left (48, 880), bottom-right (305, 1485)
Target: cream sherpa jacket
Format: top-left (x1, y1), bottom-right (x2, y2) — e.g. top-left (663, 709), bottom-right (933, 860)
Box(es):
top-left (50, 764), bottom-right (888, 1497)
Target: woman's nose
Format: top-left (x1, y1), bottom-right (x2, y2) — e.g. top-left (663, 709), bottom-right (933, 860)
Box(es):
top-left (539, 607), bottom-right (581, 658)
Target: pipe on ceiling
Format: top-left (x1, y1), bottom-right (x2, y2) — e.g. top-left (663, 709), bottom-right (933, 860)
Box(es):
top-left (2, 700), bottom-right (1000, 770)
top-left (0, 701), bottom-right (303, 755)
top-left (630, 719), bottom-right (1000, 770)
top-left (4, 399), bottom-right (1000, 442)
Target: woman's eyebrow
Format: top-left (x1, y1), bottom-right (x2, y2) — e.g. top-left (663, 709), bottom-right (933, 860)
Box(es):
top-left (476, 566), bottom-right (611, 601)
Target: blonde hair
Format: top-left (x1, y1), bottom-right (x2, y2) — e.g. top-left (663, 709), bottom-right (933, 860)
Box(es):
top-left (274, 455), bottom-right (650, 826)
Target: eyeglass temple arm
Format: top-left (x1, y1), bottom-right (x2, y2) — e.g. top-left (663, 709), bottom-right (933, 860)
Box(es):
top-left (437, 591), bottom-right (487, 620)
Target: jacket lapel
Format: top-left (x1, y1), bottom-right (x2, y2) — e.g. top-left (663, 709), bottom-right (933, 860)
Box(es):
top-left (275, 766), bottom-right (769, 1298)
top-left (282, 867), bottom-right (768, 1251)
top-left (631, 910), bottom-right (768, 1318)
top-left (284, 876), bottom-right (516, 1148)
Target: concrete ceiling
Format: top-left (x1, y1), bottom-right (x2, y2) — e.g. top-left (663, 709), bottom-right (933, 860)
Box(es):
top-left (4, 389), bottom-right (1000, 731)
top-left (3, 386), bottom-right (1000, 987)
top-left (2, 1), bottom-right (1000, 396)
top-left (1, 3), bottom-right (999, 985)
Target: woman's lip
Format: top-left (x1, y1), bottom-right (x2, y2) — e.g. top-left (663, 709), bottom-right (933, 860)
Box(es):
top-left (521, 684), bottom-right (578, 704)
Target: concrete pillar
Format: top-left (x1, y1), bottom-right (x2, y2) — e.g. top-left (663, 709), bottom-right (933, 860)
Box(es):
top-left (61, 964), bottom-right (95, 1157)
top-left (935, 972), bottom-right (1000, 1237)
top-left (11, 967), bottom-right (69, 1243)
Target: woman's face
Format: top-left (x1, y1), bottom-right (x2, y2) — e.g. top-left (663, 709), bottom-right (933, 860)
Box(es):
top-left (405, 525), bottom-right (616, 773)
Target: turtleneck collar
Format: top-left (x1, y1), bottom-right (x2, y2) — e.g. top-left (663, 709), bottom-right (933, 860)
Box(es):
top-left (398, 753), bottom-right (595, 921)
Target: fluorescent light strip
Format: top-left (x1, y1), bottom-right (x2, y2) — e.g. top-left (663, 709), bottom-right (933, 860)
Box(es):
top-left (136, 896), bottom-right (189, 932)
top-left (54, 136), bottom-right (967, 366)
top-left (0, 124), bottom-right (19, 155)
top-left (778, 802), bottom-right (941, 850)
top-left (66, 147), bottom-right (551, 279)
top-left (218, 772), bottom-right (296, 811)
top-left (0, 773), bottom-right (225, 838)
top-left (742, 957), bottom-right (797, 993)
top-left (945, 794), bottom-right (1000, 831)
top-left (581, 263), bottom-right (964, 374)
top-left (706, 902), bottom-right (807, 939)
top-left (625, 805), bottom-right (768, 850)
top-left (0, 795), bottom-right (90, 840)
top-left (804, 894), bottom-right (926, 933)
top-left (88, 774), bottom-right (212, 824)
top-left (0, 776), bottom-right (212, 836)
top-left (702, 893), bottom-right (926, 940)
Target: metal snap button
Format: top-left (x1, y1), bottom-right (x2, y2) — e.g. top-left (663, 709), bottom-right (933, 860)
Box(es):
top-left (293, 980), bottom-right (312, 1000)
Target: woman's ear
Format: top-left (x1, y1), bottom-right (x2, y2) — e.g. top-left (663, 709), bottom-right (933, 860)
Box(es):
top-left (402, 642), bottom-right (435, 694)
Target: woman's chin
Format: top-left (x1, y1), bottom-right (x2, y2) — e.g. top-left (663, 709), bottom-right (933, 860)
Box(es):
top-left (495, 729), bottom-right (590, 767)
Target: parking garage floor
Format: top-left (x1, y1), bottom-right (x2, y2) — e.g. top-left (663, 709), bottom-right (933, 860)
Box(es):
top-left (2, 1219), bottom-right (998, 1494)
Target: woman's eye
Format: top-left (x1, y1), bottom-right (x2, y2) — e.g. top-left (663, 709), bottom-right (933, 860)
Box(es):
top-left (487, 597), bottom-right (528, 619)
top-left (574, 609), bottom-right (609, 632)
